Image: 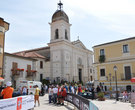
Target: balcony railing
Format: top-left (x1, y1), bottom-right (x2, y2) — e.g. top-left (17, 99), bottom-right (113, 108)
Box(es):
top-left (26, 70), bottom-right (37, 77)
top-left (120, 73), bottom-right (134, 80)
top-left (99, 55), bottom-right (106, 63)
top-left (11, 68), bottom-right (24, 76)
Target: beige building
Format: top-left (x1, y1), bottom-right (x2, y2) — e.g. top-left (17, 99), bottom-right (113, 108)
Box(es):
top-left (93, 37), bottom-right (135, 92)
top-left (0, 18), bottom-right (9, 77)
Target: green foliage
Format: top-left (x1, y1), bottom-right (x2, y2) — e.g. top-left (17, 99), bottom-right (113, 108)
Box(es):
top-left (42, 79), bottom-right (50, 85)
top-left (99, 55), bottom-right (105, 63)
top-left (77, 81), bottom-right (83, 86)
top-left (97, 92), bottom-right (104, 98)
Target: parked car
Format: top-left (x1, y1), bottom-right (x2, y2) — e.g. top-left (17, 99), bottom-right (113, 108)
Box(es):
top-left (81, 92), bottom-right (93, 99)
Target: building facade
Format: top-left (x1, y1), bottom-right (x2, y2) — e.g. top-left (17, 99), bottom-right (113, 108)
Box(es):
top-left (13, 1), bottom-right (94, 84)
top-left (4, 53), bottom-right (37, 89)
top-left (93, 37), bottom-right (135, 92)
top-left (0, 18), bottom-right (9, 77)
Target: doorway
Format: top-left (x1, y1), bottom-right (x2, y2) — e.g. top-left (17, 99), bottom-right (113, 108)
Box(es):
top-left (126, 85), bottom-right (131, 92)
top-left (78, 68), bottom-right (82, 82)
top-left (40, 74), bottom-right (43, 82)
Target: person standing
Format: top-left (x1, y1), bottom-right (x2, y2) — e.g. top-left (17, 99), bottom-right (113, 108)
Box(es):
top-left (57, 85), bottom-right (62, 104)
top-left (48, 85), bottom-right (53, 103)
top-left (61, 86), bottom-right (67, 105)
top-left (34, 85), bottom-right (40, 107)
top-left (91, 86), bottom-right (95, 100)
top-left (78, 85), bottom-right (82, 95)
top-left (22, 86), bottom-right (27, 95)
top-left (96, 85), bottom-right (101, 93)
top-left (1, 81), bottom-right (14, 99)
top-left (53, 85), bottom-right (58, 104)
top-left (71, 85), bottom-right (75, 94)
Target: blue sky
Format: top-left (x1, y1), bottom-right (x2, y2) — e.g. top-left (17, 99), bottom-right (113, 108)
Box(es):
top-left (1, 0), bottom-right (135, 52)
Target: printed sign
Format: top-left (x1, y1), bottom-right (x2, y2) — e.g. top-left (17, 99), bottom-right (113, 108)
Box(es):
top-left (17, 97), bottom-right (22, 110)
top-left (66, 93), bottom-right (99, 110)
top-left (66, 93), bottom-right (90, 110)
top-left (0, 95), bottom-right (34, 110)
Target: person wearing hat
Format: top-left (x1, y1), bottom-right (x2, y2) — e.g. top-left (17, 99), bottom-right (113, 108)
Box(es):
top-left (1, 81), bottom-right (14, 99)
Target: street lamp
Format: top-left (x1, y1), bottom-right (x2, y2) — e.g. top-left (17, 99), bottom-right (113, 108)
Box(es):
top-left (109, 73), bottom-right (112, 98)
top-left (113, 65), bottom-right (118, 101)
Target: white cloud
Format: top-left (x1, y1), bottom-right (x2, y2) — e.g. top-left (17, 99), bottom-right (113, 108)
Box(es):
top-left (64, 0), bottom-right (135, 36)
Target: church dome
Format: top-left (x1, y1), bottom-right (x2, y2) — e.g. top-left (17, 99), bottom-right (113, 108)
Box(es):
top-left (52, 10), bottom-right (69, 23)
top-left (52, 1), bottom-right (69, 23)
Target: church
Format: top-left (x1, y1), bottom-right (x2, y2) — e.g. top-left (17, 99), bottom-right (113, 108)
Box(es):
top-left (13, 1), bottom-right (93, 84)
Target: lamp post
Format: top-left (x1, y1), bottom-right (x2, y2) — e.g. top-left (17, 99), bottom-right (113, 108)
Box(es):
top-left (113, 65), bottom-right (118, 101)
top-left (109, 73), bottom-right (112, 98)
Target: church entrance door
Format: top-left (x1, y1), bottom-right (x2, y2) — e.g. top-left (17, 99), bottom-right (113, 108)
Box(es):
top-left (78, 68), bottom-right (82, 82)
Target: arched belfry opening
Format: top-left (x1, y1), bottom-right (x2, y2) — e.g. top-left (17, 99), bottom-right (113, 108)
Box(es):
top-left (65, 29), bottom-right (68, 40)
top-left (55, 29), bottom-right (59, 39)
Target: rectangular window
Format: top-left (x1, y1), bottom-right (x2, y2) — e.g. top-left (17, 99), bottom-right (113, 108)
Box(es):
top-left (123, 44), bottom-right (129, 53)
top-left (27, 65), bottom-right (31, 72)
top-left (40, 61), bottom-right (43, 69)
top-left (12, 62), bottom-right (18, 75)
top-left (90, 69), bottom-right (92, 73)
top-left (40, 74), bottom-right (43, 82)
top-left (100, 69), bottom-right (105, 76)
top-left (124, 66), bottom-right (131, 80)
top-left (100, 49), bottom-right (105, 55)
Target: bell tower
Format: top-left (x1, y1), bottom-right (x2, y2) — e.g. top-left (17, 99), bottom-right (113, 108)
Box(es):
top-left (49, 1), bottom-right (71, 43)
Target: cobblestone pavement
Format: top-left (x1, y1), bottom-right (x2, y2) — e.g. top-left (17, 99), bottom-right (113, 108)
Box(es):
top-left (34, 94), bottom-right (74, 110)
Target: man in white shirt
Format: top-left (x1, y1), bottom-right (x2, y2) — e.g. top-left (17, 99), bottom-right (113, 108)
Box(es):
top-left (48, 85), bottom-right (53, 103)
top-left (53, 85), bottom-right (58, 104)
top-left (71, 85), bottom-right (75, 94)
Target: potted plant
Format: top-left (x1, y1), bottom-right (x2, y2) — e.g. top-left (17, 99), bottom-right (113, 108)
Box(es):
top-left (97, 92), bottom-right (105, 101)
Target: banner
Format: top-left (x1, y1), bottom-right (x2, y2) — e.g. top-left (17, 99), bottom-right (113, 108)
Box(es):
top-left (66, 93), bottom-right (99, 110)
top-left (0, 95), bottom-right (34, 110)
top-left (0, 98), bottom-right (16, 110)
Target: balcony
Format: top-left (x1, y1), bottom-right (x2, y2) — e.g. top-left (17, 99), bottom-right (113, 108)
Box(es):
top-left (26, 70), bottom-right (37, 77)
top-left (11, 68), bottom-right (24, 76)
top-left (99, 55), bottom-right (106, 63)
top-left (120, 73), bottom-right (134, 81)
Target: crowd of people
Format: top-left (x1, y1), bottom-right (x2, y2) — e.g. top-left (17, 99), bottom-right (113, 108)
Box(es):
top-left (1, 80), bottom-right (135, 108)
top-left (47, 83), bottom-right (103, 105)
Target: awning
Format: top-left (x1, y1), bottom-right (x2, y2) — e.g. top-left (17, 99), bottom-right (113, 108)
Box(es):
top-left (131, 77), bottom-right (135, 82)
top-left (0, 77), bottom-right (4, 82)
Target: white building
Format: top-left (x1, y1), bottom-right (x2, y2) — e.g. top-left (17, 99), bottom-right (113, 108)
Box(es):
top-left (12, 1), bottom-right (93, 84)
top-left (3, 53), bottom-right (36, 89)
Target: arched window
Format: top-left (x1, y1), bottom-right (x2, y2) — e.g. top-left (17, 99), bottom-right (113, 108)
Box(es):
top-left (55, 29), bottom-right (59, 39)
top-left (65, 29), bottom-right (68, 40)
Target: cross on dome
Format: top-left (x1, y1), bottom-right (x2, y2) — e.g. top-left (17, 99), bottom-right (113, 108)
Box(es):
top-left (58, 0), bottom-right (63, 10)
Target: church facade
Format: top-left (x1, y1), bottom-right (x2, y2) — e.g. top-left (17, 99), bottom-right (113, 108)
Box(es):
top-left (13, 1), bottom-right (93, 84)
